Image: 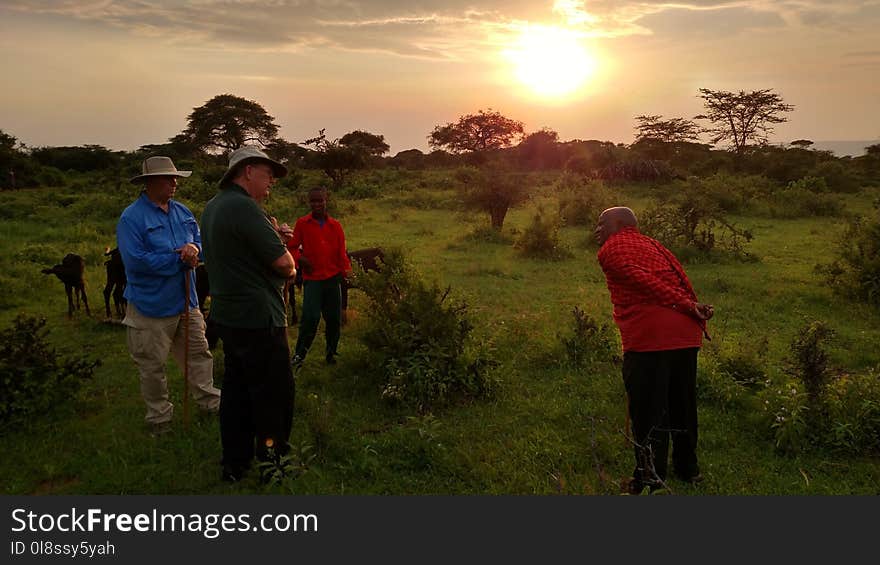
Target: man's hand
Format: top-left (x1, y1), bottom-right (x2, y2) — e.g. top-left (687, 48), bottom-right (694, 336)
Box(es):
top-left (298, 256), bottom-right (313, 274)
top-left (278, 222), bottom-right (294, 244)
top-left (693, 302), bottom-right (714, 321)
top-left (176, 243), bottom-right (200, 268)
top-left (269, 215), bottom-right (294, 244)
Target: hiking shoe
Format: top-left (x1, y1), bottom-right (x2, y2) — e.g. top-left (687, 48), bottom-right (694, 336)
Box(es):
top-left (149, 421), bottom-right (172, 437)
top-left (291, 354), bottom-right (305, 375)
top-left (679, 472), bottom-right (704, 484)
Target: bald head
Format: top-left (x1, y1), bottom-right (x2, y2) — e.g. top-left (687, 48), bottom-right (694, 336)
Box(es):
top-left (594, 207), bottom-right (637, 246)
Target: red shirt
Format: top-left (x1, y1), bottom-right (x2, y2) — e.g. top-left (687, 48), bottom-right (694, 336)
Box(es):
top-left (287, 214), bottom-right (352, 281)
top-left (597, 227), bottom-right (704, 352)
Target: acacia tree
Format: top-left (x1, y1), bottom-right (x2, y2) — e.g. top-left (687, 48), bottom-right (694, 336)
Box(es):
top-left (304, 129), bottom-right (389, 187)
top-left (429, 109), bottom-right (524, 154)
top-left (518, 128), bottom-right (562, 170)
top-left (339, 130), bottom-right (390, 157)
top-left (172, 94), bottom-right (280, 154)
top-left (633, 115), bottom-right (701, 143)
top-left (695, 88), bottom-right (794, 153)
top-left (456, 162), bottom-right (527, 230)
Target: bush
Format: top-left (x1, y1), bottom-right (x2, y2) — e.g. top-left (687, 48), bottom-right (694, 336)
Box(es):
top-left (758, 322), bottom-right (880, 455)
top-left (716, 337), bottom-right (768, 388)
top-left (640, 201), bottom-right (754, 261)
top-left (358, 249), bottom-right (498, 410)
top-left (786, 176), bottom-right (828, 193)
top-left (816, 209), bottom-right (880, 305)
top-left (514, 209), bottom-right (571, 260)
top-left (556, 307), bottom-right (618, 368)
top-left (0, 315), bottom-right (100, 427)
top-left (766, 186), bottom-right (843, 218)
top-left (808, 160), bottom-right (861, 193)
top-left (556, 175), bottom-right (618, 227)
top-left (596, 158), bottom-right (676, 183)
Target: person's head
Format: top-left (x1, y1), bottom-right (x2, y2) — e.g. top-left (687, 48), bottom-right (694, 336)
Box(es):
top-left (308, 187), bottom-right (328, 219)
top-left (221, 146), bottom-right (288, 203)
top-left (129, 156), bottom-right (191, 205)
top-left (594, 206), bottom-right (637, 246)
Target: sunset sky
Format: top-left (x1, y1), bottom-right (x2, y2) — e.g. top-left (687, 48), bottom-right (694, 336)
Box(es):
top-left (1, 0), bottom-right (878, 154)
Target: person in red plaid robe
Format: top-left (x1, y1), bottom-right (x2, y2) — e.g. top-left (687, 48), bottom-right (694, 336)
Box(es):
top-left (595, 207), bottom-right (714, 493)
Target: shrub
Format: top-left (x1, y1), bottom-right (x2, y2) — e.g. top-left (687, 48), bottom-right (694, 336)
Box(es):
top-left (822, 372), bottom-right (880, 454)
top-left (716, 337), bottom-right (769, 388)
top-left (765, 186), bottom-right (843, 218)
top-left (757, 321), bottom-right (880, 455)
top-left (358, 249), bottom-right (498, 411)
top-left (36, 166), bottom-right (67, 187)
top-left (808, 160), bottom-right (861, 193)
top-left (786, 176), bottom-right (828, 193)
top-left (556, 307), bottom-right (618, 368)
top-left (514, 208), bottom-right (571, 260)
top-left (784, 321), bottom-right (834, 404)
top-left (0, 315), bottom-right (100, 427)
top-left (556, 175), bottom-right (618, 227)
top-left (596, 158), bottom-right (676, 183)
top-left (463, 225), bottom-right (513, 245)
top-left (640, 202), bottom-right (754, 261)
top-left (816, 209), bottom-right (880, 305)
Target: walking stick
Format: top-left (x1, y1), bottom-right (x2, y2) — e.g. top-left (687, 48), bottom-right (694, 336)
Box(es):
top-left (183, 269), bottom-right (191, 428)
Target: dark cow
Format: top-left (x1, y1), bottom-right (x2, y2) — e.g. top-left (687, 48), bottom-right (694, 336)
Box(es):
top-left (103, 247), bottom-right (127, 320)
top-left (341, 247), bottom-right (385, 323)
top-left (42, 253), bottom-right (91, 318)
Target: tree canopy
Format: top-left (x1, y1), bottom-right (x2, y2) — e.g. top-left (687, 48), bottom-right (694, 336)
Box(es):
top-left (171, 94), bottom-right (280, 154)
top-left (696, 88), bottom-right (794, 153)
top-left (339, 130), bottom-right (390, 157)
top-left (633, 115), bottom-right (701, 143)
top-left (429, 109), bottom-right (524, 154)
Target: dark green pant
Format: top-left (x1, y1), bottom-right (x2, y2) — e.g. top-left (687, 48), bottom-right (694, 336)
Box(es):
top-left (294, 275), bottom-right (342, 359)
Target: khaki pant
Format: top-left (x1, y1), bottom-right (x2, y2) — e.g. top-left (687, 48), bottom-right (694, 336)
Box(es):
top-left (124, 303), bottom-right (220, 424)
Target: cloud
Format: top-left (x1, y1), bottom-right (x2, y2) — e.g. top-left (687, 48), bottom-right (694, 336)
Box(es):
top-left (2, 0), bottom-right (877, 58)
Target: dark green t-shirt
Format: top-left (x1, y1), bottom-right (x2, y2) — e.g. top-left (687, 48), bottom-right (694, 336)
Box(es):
top-left (200, 183), bottom-right (288, 328)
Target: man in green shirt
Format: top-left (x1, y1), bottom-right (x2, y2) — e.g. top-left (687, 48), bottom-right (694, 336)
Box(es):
top-left (201, 146), bottom-right (296, 482)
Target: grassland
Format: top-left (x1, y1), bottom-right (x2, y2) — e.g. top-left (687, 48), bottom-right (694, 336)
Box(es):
top-left (1, 169), bottom-right (878, 495)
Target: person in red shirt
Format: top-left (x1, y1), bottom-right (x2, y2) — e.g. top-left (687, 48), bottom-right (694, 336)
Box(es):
top-left (595, 207), bottom-right (714, 493)
top-left (287, 188), bottom-right (352, 368)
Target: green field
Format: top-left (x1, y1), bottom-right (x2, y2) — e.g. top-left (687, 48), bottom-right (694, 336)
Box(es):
top-left (1, 169), bottom-right (878, 495)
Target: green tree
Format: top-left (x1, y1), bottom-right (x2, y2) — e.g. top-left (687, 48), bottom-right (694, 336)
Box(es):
top-left (304, 130), bottom-right (365, 188)
top-left (456, 162), bottom-right (527, 230)
top-left (633, 115), bottom-right (701, 143)
top-left (696, 88), bottom-right (794, 153)
top-left (518, 128), bottom-right (562, 170)
top-left (429, 109), bottom-right (524, 154)
top-left (339, 130), bottom-right (390, 157)
top-left (172, 94), bottom-right (280, 154)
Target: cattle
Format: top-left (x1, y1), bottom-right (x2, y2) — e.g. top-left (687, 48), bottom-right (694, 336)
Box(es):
top-left (42, 253), bottom-right (91, 318)
top-left (341, 247), bottom-right (385, 323)
top-left (103, 247), bottom-right (127, 320)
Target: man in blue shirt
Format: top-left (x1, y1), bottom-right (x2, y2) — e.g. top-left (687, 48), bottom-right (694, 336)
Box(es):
top-left (118, 156), bottom-right (220, 435)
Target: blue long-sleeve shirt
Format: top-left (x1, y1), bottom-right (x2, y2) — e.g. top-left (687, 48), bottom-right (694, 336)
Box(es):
top-left (117, 192), bottom-right (200, 317)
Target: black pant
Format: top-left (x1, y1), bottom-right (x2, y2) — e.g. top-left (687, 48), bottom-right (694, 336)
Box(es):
top-left (623, 348), bottom-right (699, 486)
top-left (215, 324), bottom-right (295, 470)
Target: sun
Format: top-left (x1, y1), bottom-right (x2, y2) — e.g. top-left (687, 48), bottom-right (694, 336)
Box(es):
top-left (504, 25), bottom-right (597, 99)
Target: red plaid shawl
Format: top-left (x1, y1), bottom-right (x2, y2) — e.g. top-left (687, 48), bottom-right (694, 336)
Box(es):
top-left (598, 227), bottom-right (705, 351)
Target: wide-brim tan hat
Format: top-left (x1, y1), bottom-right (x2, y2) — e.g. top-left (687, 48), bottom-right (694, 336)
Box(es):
top-left (129, 156), bottom-right (192, 184)
top-left (220, 145), bottom-right (288, 187)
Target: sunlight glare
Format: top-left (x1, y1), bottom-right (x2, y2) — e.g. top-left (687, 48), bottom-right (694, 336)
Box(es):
top-left (505, 25), bottom-right (596, 99)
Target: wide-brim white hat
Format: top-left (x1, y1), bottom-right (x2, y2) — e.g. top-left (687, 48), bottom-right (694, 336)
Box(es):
top-left (129, 156), bottom-right (192, 184)
top-left (220, 145), bottom-right (288, 187)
